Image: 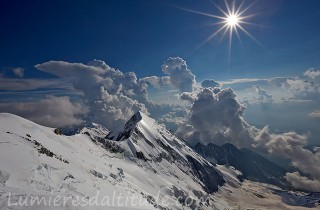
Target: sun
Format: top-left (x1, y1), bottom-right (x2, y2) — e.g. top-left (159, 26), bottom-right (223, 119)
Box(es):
top-left (174, 0), bottom-right (261, 52)
top-left (226, 14), bottom-right (240, 27)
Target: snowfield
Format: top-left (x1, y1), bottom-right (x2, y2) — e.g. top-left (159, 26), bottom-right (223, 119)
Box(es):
top-left (0, 112), bottom-right (319, 209)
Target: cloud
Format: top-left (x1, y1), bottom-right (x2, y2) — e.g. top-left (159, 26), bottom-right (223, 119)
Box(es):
top-left (179, 92), bottom-right (197, 103)
top-left (304, 68), bottom-right (320, 79)
top-left (253, 126), bottom-right (320, 191)
top-left (140, 76), bottom-right (171, 88)
top-left (221, 78), bottom-right (267, 85)
top-left (0, 96), bottom-right (87, 128)
top-left (177, 87), bottom-right (253, 147)
top-left (0, 78), bottom-right (73, 91)
top-left (219, 77), bottom-right (288, 88)
top-left (12, 67), bottom-right (24, 78)
top-left (161, 57), bottom-right (196, 92)
top-left (284, 78), bottom-right (320, 101)
top-left (284, 172), bottom-right (320, 192)
top-left (158, 107), bottom-right (189, 132)
top-left (251, 85), bottom-right (273, 104)
top-left (218, 73), bottom-right (320, 104)
top-left (309, 110), bottom-right (320, 118)
top-left (220, 77), bottom-right (287, 88)
top-left (201, 79), bottom-right (221, 88)
top-left (35, 59), bottom-right (150, 131)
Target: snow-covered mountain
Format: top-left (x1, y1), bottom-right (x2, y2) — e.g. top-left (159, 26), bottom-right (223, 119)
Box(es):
top-left (0, 112), bottom-right (319, 209)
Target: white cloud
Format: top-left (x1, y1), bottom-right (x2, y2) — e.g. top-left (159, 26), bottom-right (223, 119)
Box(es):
top-left (253, 126), bottom-right (320, 191)
top-left (12, 67), bottom-right (24, 78)
top-left (161, 57), bottom-right (196, 92)
top-left (285, 172), bottom-right (320, 192)
top-left (35, 60), bottom-right (150, 131)
top-left (304, 68), bottom-right (320, 79)
top-left (158, 107), bottom-right (189, 132)
top-left (0, 96), bottom-right (87, 128)
top-left (284, 78), bottom-right (320, 101)
top-left (179, 91), bottom-right (197, 103)
top-left (140, 76), bottom-right (171, 88)
top-left (201, 79), bottom-right (221, 88)
top-left (251, 85), bottom-right (273, 104)
top-left (177, 87), bottom-right (253, 147)
top-left (309, 110), bottom-right (320, 118)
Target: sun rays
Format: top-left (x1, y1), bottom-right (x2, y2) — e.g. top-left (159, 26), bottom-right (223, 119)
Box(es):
top-left (174, 0), bottom-right (261, 56)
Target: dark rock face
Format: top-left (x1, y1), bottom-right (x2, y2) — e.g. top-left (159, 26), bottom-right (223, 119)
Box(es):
top-left (136, 151), bottom-right (148, 161)
top-left (186, 155), bottom-right (225, 193)
top-left (194, 143), bottom-right (289, 188)
top-left (115, 112), bottom-right (142, 141)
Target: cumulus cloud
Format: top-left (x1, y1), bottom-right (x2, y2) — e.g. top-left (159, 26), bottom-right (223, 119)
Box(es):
top-left (201, 79), bottom-right (221, 88)
top-left (304, 68), bottom-right (320, 79)
top-left (161, 57), bottom-right (196, 92)
top-left (12, 67), bottom-right (24, 78)
top-left (309, 110), bottom-right (320, 118)
top-left (140, 76), bottom-right (171, 88)
top-left (219, 74), bottom-right (320, 103)
top-left (158, 107), bottom-right (189, 132)
top-left (286, 79), bottom-right (315, 94)
top-left (177, 87), bottom-right (253, 147)
top-left (35, 59), bottom-right (150, 131)
top-left (251, 85), bottom-right (273, 104)
top-left (0, 96), bottom-right (87, 127)
top-left (260, 131), bottom-right (317, 166)
top-left (284, 78), bottom-right (320, 101)
top-left (179, 92), bottom-right (197, 103)
top-left (254, 126), bottom-right (320, 191)
top-left (284, 172), bottom-right (320, 192)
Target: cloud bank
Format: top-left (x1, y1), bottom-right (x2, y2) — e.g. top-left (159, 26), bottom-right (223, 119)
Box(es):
top-left (2, 57), bottom-right (320, 192)
top-left (35, 59), bottom-right (150, 131)
top-left (0, 96), bottom-right (86, 127)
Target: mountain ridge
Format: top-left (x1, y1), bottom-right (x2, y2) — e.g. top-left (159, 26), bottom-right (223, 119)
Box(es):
top-left (194, 142), bottom-right (289, 188)
top-left (1, 112), bottom-right (319, 209)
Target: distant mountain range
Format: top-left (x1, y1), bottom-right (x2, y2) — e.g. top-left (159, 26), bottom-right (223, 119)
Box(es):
top-left (194, 143), bottom-right (288, 188)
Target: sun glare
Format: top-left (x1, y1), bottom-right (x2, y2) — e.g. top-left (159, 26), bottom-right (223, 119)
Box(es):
top-left (175, 0), bottom-right (261, 54)
top-left (226, 14), bottom-right (239, 27)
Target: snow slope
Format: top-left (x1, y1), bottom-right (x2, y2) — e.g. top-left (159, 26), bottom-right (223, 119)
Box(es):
top-left (0, 112), bottom-right (227, 209)
top-left (0, 112), bottom-right (319, 210)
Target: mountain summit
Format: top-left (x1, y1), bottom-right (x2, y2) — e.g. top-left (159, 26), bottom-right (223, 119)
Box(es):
top-left (107, 111), bottom-right (226, 193)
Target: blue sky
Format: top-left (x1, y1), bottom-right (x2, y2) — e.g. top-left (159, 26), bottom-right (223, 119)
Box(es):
top-left (1, 0), bottom-right (320, 80)
top-left (0, 0), bottom-right (320, 146)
